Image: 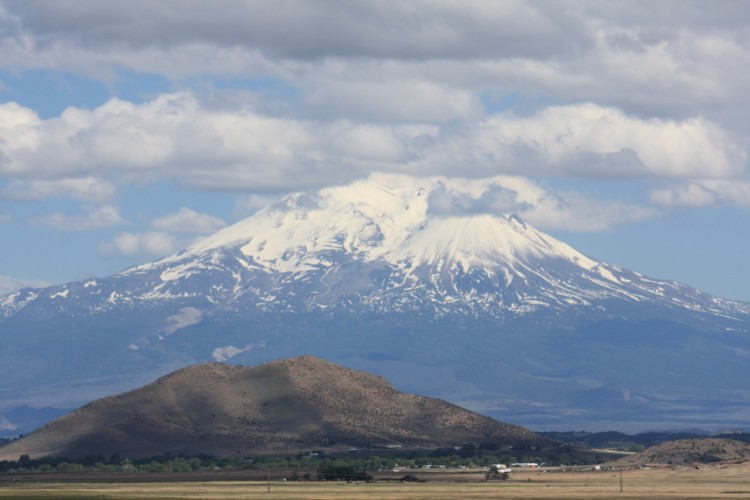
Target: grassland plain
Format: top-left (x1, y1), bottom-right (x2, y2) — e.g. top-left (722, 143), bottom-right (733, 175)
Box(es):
top-left (2, 464), bottom-right (750, 499)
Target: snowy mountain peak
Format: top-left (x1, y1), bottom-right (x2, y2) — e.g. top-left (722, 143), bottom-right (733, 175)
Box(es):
top-left (178, 174), bottom-right (599, 275)
top-left (6, 174), bottom-right (748, 325)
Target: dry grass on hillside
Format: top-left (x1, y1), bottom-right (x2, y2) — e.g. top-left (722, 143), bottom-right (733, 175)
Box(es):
top-left (617, 438), bottom-right (750, 466)
top-left (0, 356), bottom-right (547, 460)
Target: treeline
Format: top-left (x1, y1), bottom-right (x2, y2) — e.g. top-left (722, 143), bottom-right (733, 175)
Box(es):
top-left (0, 446), bottom-right (558, 475)
top-left (0, 453), bottom-right (250, 474)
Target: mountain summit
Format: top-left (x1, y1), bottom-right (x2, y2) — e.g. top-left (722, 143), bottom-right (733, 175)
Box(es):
top-left (1, 175), bottom-right (749, 433)
top-left (124, 174), bottom-right (748, 318)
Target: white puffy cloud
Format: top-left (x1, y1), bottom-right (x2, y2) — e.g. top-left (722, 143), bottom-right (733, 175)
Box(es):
top-left (151, 207), bottom-right (226, 234)
top-left (1, 95), bottom-right (742, 192)
top-left (521, 190), bottom-right (658, 232)
top-left (0, 1), bottom-right (589, 61)
top-left (650, 183), bottom-right (718, 209)
top-left (30, 205), bottom-right (126, 230)
top-left (418, 104), bottom-right (744, 180)
top-left (419, 174), bottom-right (658, 232)
top-left (0, 176), bottom-right (116, 203)
top-left (651, 180), bottom-right (750, 209)
top-left (303, 80), bottom-right (482, 123)
top-left (2, 0), bottom-right (749, 131)
top-left (100, 231), bottom-right (176, 257)
top-left (427, 182), bottom-right (531, 216)
top-left (1, 0), bottom-right (749, 240)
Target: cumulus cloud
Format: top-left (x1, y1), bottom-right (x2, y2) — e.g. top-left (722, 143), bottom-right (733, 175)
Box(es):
top-left (522, 190), bottom-right (658, 232)
top-left (1, 0), bottom-right (749, 240)
top-left (650, 183), bottom-right (718, 209)
top-left (1, 1), bottom-right (588, 61)
top-left (421, 175), bottom-right (658, 232)
top-left (100, 231), bottom-right (176, 257)
top-left (303, 80), bottom-right (482, 123)
top-left (30, 205), bottom-right (127, 230)
top-left (651, 180), bottom-right (750, 209)
top-left (0, 274), bottom-right (50, 295)
top-left (428, 183), bottom-right (531, 216)
top-left (0, 95), bottom-right (742, 193)
top-left (1, 0), bottom-right (749, 131)
top-left (151, 207), bottom-right (226, 234)
top-left (0, 176), bottom-right (116, 203)
top-left (418, 104), bottom-right (744, 180)
top-left (162, 307), bottom-right (202, 336)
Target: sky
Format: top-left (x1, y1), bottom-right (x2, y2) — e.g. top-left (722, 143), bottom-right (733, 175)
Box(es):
top-left (0, 0), bottom-right (749, 301)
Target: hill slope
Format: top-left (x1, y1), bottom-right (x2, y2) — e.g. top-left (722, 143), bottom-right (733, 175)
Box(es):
top-left (0, 356), bottom-right (548, 459)
top-left (618, 438), bottom-right (750, 466)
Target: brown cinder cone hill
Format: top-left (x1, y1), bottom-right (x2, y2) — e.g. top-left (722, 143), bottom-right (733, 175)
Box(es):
top-left (0, 356), bottom-right (549, 459)
top-left (617, 438), bottom-right (750, 466)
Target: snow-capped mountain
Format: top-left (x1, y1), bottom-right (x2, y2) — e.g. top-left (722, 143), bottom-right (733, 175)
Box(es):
top-left (4, 175), bottom-right (746, 320)
top-left (1, 174), bottom-right (749, 434)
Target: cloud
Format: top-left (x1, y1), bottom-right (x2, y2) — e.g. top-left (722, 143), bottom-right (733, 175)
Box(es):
top-left (303, 80), bottom-right (482, 123)
top-left (418, 175), bottom-right (658, 232)
top-left (0, 95), bottom-right (742, 193)
top-left (1, 1), bottom-right (589, 61)
top-left (0, 274), bottom-right (51, 295)
top-left (234, 194), bottom-right (279, 217)
top-left (651, 180), bottom-right (750, 209)
top-left (151, 207), bottom-right (226, 234)
top-left (650, 183), bottom-right (718, 209)
top-left (211, 340), bottom-right (265, 361)
top-left (0, 213), bottom-right (10, 223)
top-left (30, 205), bottom-right (127, 230)
top-left (1, 1), bottom-right (749, 239)
top-left (2, 0), bottom-right (749, 132)
top-left (100, 231), bottom-right (176, 257)
top-left (162, 307), bottom-right (202, 336)
top-left (0, 177), bottom-right (116, 203)
top-left (428, 183), bottom-right (531, 216)
top-left (418, 104), bottom-right (744, 180)
top-left (522, 190), bottom-right (658, 232)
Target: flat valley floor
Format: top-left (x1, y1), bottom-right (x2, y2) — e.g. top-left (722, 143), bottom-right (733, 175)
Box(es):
top-left (2, 464), bottom-right (750, 499)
